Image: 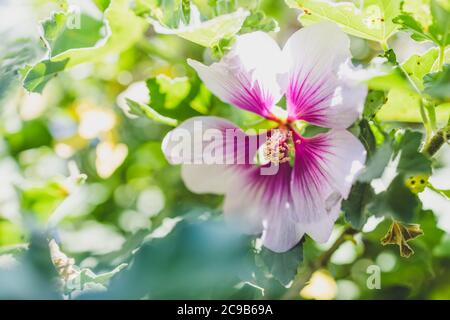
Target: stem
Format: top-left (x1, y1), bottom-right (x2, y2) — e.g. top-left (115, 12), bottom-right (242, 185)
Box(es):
top-left (419, 100), bottom-right (432, 143)
top-left (438, 46), bottom-right (445, 71)
top-left (425, 101), bottom-right (437, 132)
top-left (422, 124), bottom-right (450, 156)
top-left (281, 227), bottom-right (357, 300)
top-left (382, 43), bottom-right (434, 142)
top-left (381, 41), bottom-right (389, 52)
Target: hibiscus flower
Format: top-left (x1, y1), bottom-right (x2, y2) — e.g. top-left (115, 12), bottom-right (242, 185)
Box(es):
top-left (162, 22), bottom-right (367, 252)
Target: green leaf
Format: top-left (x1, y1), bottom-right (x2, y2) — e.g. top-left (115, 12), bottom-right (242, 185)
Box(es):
top-left (146, 0), bottom-right (190, 28)
top-left (40, 11), bottom-right (89, 57)
top-left (92, 0), bottom-right (111, 11)
top-left (402, 0), bottom-right (433, 28)
top-left (240, 10), bottom-right (279, 33)
top-left (376, 87), bottom-right (450, 122)
top-left (417, 209), bottom-right (445, 250)
top-left (368, 174), bottom-right (420, 222)
top-left (88, 219), bottom-right (255, 299)
top-left (358, 119), bottom-right (377, 154)
top-left (394, 0), bottom-right (450, 46)
top-left (285, 0), bottom-right (401, 43)
top-left (4, 119), bottom-right (53, 155)
top-left (42, 12), bottom-right (104, 57)
top-left (394, 130), bottom-right (432, 176)
top-left (149, 5), bottom-right (249, 47)
top-left (259, 243), bottom-right (303, 286)
top-left (402, 47), bottom-right (441, 90)
top-left (22, 59), bottom-right (69, 93)
top-left (368, 47), bottom-right (440, 91)
top-left (150, 75), bottom-right (191, 109)
top-left (363, 90), bottom-right (387, 119)
top-left (20, 179), bottom-right (70, 221)
top-left (434, 234), bottom-right (450, 257)
top-left (23, 0), bottom-right (147, 93)
top-left (212, 0), bottom-right (239, 15)
top-left (424, 64), bottom-right (450, 101)
top-left (428, 0), bottom-right (450, 46)
top-left (372, 48), bottom-right (450, 122)
top-left (343, 182), bottom-right (376, 229)
top-left (358, 141), bottom-right (393, 182)
top-left (146, 75), bottom-right (203, 120)
top-left (393, 13), bottom-right (436, 43)
top-left (0, 220), bottom-right (24, 246)
top-left (0, 38), bottom-right (41, 102)
top-left (357, 130), bottom-right (430, 222)
top-left (50, 0), bottom-right (146, 68)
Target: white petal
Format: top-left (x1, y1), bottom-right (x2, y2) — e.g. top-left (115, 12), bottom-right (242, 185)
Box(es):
top-left (282, 22), bottom-right (366, 128)
top-left (162, 116), bottom-right (251, 165)
top-left (223, 163), bottom-right (303, 250)
top-left (262, 214), bottom-right (304, 253)
top-left (162, 116), bottom-right (264, 195)
top-left (300, 217), bottom-right (336, 244)
top-left (317, 130), bottom-right (367, 198)
top-left (290, 130), bottom-right (366, 241)
top-left (188, 32), bottom-right (285, 118)
top-left (181, 164), bottom-right (237, 195)
top-left (301, 191), bottom-right (342, 243)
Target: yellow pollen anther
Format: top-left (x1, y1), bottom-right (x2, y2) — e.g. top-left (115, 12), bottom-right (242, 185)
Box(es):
top-left (263, 129), bottom-right (294, 165)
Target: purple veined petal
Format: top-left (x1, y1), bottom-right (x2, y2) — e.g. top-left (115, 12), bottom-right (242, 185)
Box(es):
top-left (224, 162), bottom-right (304, 251)
top-left (162, 116), bottom-right (266, 194)
top-left (290, 129), bottom-right (366, 243)
top-left (188, 32), bottom-right (286, 119)
top-left (281, 22), bottom-right (367, 128)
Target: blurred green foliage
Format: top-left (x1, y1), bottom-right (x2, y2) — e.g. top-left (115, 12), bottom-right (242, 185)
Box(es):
top-left (0, 0), bottom-right (450, 300)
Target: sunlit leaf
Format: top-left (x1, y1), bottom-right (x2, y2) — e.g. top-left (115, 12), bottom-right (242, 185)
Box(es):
top-left (149, 4), bottom-right (249, 47)
top-left (0, 220), bottom-right (24, 247)
top-left (145, 75), bottom-right (203, 121)
top-left (240, 10), bottom-right (279, 33)
top-left (371, 48), bottom-right (450, 122)
top-left (393, 0), bottom-right (450, 47)
top-left (23, 0), bottom-right (147, 93)
top-left (42, 12), bottom-right (104, 57)
top-left (363, 90), bottom-right (387, 119)
top-left (286, 0), bottom-right (401, 43)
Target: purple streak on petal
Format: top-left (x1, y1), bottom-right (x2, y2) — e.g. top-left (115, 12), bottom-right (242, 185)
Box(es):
top-left (229, 72), bottom-right (274, 119)
top-left (239, 161), bottom-right (294, 214)
top-left (286, 69), bottom-right (336, 125)
top-left (290, 131), bottom-right (335, 223)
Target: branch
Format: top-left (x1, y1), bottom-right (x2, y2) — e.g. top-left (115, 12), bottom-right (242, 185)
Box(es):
top-left (422, 124), bottom-right (450, 156)
top-left (281, 227), bottom-right (357, 300)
